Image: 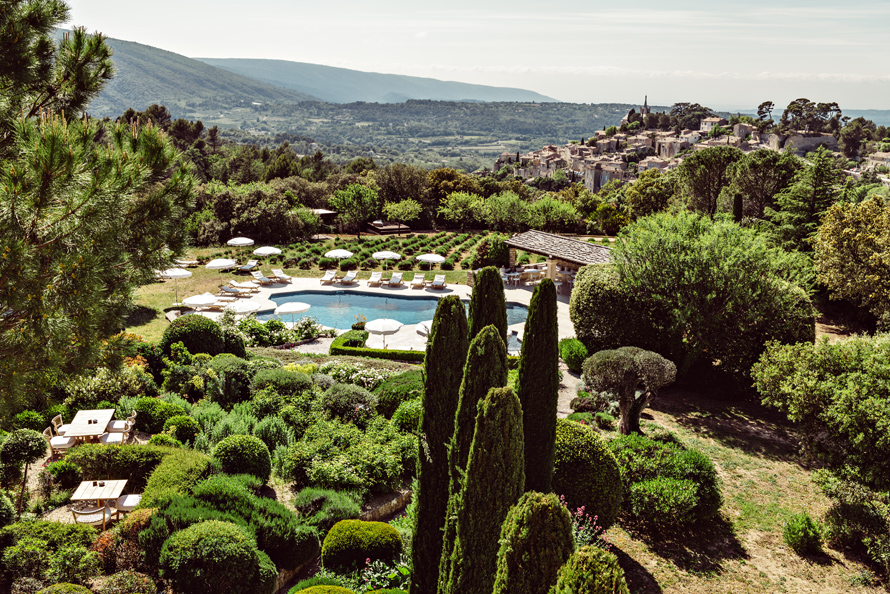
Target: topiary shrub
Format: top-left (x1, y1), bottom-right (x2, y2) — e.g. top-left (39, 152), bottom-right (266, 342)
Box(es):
top-left (372, 370), bottom-right (423, 418)
top-left (552, 419), bottom-right (622, 529)
top-left (159, 520), bottom-right (276, 594)
top-left (550, 545), bottom-right (630, 594)
top-left (0, 492), bottom-right (15, 528)
top-left (320, 384), bottom-right (378, 425)
top-left (97, 569), bottom-right (155, 594)
top-left (492, 491), bottom-right (575, 594)
top-left (162, 415), bottom-right (200, 445)
top-left (392, 399), bottom-right (422, 434)
top-left (134, 398), bottom-right (188, 434)
top-left (251, 369), bottom-right (312, 397)
top-left (13, 410), bottom-right (45, 432)
top-left (321, 519), bottom-right (402, 573)
top-left (35, 585), bottom-right (92, 594)
top-left (559, 338), bottom-right (588, 374)
top-left (213, 434), bottom-right (272, 483)
top-left (784, 512), bottom-right (823, 555)
top-left (159, 315), bottom-right (225, 357)
top-left (46, 460), bottom-right (82, 490)
top-left (287, 576), bottom-right (349, 593)
top-left (139, 449), bottom-right (215, 507)
top-left (147, 434), bottom-right (182, 448)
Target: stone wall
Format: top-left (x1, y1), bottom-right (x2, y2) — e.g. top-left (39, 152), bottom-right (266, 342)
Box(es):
top-left (784, 133), bottom-right (838, 155)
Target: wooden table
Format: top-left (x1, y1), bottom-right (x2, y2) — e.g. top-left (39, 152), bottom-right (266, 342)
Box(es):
top-left (66, 409), bottom-right (116, 442)
top-left (71, 479), bottom-right (127, 506)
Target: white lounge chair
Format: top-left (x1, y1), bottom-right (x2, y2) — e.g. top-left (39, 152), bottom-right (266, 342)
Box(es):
top-left (338, 271), bottom-right (358, 284)
top-left (430, 275), bottom-right (447, 289)
top-left (238, 259), bottom-right (258, 272)
top-left (388, 272), bottom-right (404, 287)
top-left (367, 271), bottom-right (383, 286)
top-left (71, 501), bottom-right (118, 531)
top-left (218, 285), bottom-right (251, 297)
top-left (107, 411), bottom-right (135, 433)
top-left (320, 270), bottom-right (336, 284)
top-left (113, 494), bottom-right (142, 514)
top-left (271, 269), bottom-right (292, 283)
top-left (409, 273), bottom-right (426, 288)
top-left (43, 427), bottom-right (75, 457)
top-left (52, 414), bottom-right (71, 437)
top-left (100, 420), bottom-right (133, 444)
top-left (250, 271), bottom-right (274, 285)
top-left (230, 281), bottom-right (260, 292)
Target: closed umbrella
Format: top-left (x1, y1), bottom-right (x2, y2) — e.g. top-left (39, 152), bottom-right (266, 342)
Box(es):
top-left (183, 292), bottom-right (218, 308)
top-left (417, 253), bottom-right (446, 270)
top-left (372, 250), bottom-right (401, 270)
top-left (226, 300), bottom-right (261, 315)
top-left (275, 302), bottom-right (311, 325)
top-left (156, 268), bottom-right (192, 303)
top-left (253, 246), bottom-right (282, 257)
top-left (325, 249), bottom-right (354, 260)
top-left (365, 318), bottom-right (403, 348)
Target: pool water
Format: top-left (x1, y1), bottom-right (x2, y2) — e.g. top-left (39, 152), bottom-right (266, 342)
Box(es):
top-left (258, 290), bottom-right (528, 333)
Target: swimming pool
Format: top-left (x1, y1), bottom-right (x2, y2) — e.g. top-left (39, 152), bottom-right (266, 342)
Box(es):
top-left (258, 290), bottom-right (529, 331)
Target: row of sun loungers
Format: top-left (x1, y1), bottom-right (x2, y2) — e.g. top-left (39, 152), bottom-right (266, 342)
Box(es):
top-left (319, 271), bottom-right (447, 289)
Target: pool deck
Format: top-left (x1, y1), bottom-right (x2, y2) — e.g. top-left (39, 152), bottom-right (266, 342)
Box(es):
top-left (188, 276), bottom-right (575, 353)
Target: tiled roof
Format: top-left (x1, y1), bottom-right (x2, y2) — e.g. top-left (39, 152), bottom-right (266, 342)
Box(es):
top-left (505, 230), bottom-right (612, 266)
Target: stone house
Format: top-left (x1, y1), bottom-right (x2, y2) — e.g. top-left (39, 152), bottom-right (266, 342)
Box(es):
top-left (700, 116), bottom-right (728, 133)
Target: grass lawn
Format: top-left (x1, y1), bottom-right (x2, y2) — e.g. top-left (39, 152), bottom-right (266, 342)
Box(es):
top-left (603, 385), bottom-right (882, 594)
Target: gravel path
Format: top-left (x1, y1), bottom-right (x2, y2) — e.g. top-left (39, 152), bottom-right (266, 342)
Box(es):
top-left (558, 362), bottom-right (583, 418)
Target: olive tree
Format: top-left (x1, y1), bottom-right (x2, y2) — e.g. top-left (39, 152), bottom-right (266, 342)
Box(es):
top-left (582, 347), bottom-right (676, 434)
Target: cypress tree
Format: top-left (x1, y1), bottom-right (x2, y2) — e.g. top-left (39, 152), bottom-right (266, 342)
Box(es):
top-left (516, 278), bottom-right (560, 493)
top-left (492, 491), bottom-right (575, 594)
top-left (437, 324), bottom-right (508, 593)
top-left (442, 387), bottom-right (525, 594)
top-left (409, 296), bottom-right (469, 594)
top-left (468, 266), bottom-right (508, 343)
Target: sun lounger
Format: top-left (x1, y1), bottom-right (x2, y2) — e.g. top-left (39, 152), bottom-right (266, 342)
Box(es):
top-left (367, 271), bottom-right (383, 286)
top-left (320, 270), bottom-right (336, 284)
top-left (250, 271), bottom-right (274, 285)
top-left (430, 274), bottom-right (447, 289)
top-left (409, 273), bottom-right (427, 288)
top-left (338, 271), bottom-right (358, 285)
top-left (218, 285), bottom-right (251, 297)
top-left (238, 259), bottom-right (258, 272)
top-left (271, 269), bottom-right (292, 283)
top-left (388, 272), bottom-right (404, 287)
top-left (230, 281), bottom-right (260, 292)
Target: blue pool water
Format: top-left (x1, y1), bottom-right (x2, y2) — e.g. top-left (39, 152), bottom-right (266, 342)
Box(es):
top-left (258, 290), bottom-right (528, 331)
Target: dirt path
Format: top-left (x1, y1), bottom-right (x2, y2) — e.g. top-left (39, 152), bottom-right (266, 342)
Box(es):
top-left (558, 362), bottom-right (582, 418)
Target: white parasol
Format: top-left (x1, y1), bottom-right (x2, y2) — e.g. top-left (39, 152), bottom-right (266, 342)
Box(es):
top-left (253, 246), bottom-right (282, 257)
top-left (156, 268), bottom-right (192, 303)
top-left (372, 250), bottom-right (401, 270)
top-left (417, 253), bottom-right (446, 270)
top-left (274, 302), bottom-right (311, 325)
top-left (227, 237), bottom-right (255, 247)
top-left (416, 319), bottom-right (434, 337)
top-left (325, 249), bottom-right (354, 260)
top-left (183, 292), bottom-right (219, 308)
top-left (205, 258), bottom-right (237, 271)
top-left (365, 318), bottom-right (403, 348)
top-left (226, 300), bottom-right (261, 315)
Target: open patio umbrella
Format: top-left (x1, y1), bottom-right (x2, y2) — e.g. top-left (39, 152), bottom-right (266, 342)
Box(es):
top-left (253, 246), bottom-right (282, 257)
top-left (183, 292), bottom-right (218, 308)
top-left (156, 268), bottom-right (192, 303)
top-left (365, 318), bottom-right (403, 348)
top-left (205, 258), bottom-right (237, 272)
top-left (275, 302), bottom-right (311, 325)
top-left (416, 319), bottom-right (434, 337)
top-left (226, 300), bottom-right (261, 315)
top-left (324, 249), bottom-right (354, 260)
top-left (417, 253), bottom-right (446, 270)
top-left (227, 237), bottom-right (254, 263)
top-left (372, 250), bottom-right (401, 270)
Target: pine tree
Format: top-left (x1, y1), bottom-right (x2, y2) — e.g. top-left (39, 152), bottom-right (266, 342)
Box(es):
top-left (442, 387), bottom-right (525, 594)
top-left (516, 278), bottom-right (559, 493)
top-left (492, 491), bottom-right (575, 594)
top-left (409, 296), bottom-right (469, 594)
top-left (437, 325), bottom-right (507, 593)
top-left (468, 266), bottom-right (507, 343)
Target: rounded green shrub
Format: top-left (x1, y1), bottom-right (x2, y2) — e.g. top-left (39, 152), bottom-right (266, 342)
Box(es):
top-left (321, 384), bottom-right (377, 422)
top-left (552, 419), bottom-right (622, 529)
top-left (148, 434), bottom-right (182, 448)
top-left (251, 369), bottom-right (312, 397)
top-left (159, 520), bottom-right (274, 594)
top-left (163, 415), bottom-right (201, 445)
top-left (288, 575), bottom-right (349, 593)
top-left (392, 399), bottom-right (422, 434)
top-left (784, 512), bottom-right (823, 555)
top-left (98, 570), bottom-right (156, 594)
top-left (594, 412), bottom-right (615, 431)
top-left (567, 412), bottom-right (595, 425)
top-left (13, 410), bottom-right (45, 432)
top-left (373, 370), bottom-right (424, 418)
top-left (0, 492), bottom-right (15, 528)
top-left (492, 491), bottom-right (575, 594)
top-left (35, 586), bottom-right (91, 594)
top-left (628, 477), bottom-right (698, 528)
top-left (295, 587), bottom-right (355, 594)
top-left (159, 315), bottom-right (225, 357)
top-left (366, 590), bottom-right (407, 594)
top-left (134, 398), bottom-right (188, 434)
top-left (550, 545), bottom-right (630, 594)
top-left (253, 415), bottom-right (292, 451)
top-left (46, 460), bottom-right (82, 489)
top-left (559, 338), bottom-right (588, 374)
top-left (213, 434), bottom-right (272, 483)
top-left (321, 519), bottom-right (402, 572)
top-left (209, 355), bottom-right (254, 407)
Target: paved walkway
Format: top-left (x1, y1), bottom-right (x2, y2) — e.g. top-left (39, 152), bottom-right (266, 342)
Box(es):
top-left (186, 276), bottom-right (576, 353)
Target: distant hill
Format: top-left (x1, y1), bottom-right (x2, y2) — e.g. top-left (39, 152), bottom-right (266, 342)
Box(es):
top-left (193, 58), bottom-right (558, 104)
top-left (53, 31), bottom-right (318, 118)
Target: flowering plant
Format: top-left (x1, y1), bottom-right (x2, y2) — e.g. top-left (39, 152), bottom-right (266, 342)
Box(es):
top-left (359, 555), bottom-right (411, 591)
top-left (560, 494), bottom-right (610, 550)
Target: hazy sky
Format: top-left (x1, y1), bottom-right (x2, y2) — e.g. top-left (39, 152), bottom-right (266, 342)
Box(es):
top-left (65, 0), bottom-right (890, 110)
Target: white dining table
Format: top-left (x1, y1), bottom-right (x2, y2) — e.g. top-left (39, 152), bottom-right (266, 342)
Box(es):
top-left (71, 479), bottom-right (128, 506)
top-left (65, 409), bottom-right (116, 442)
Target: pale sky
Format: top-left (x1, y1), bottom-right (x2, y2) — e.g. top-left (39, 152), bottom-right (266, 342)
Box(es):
top-left (65, 0), bottom-right (890, 110)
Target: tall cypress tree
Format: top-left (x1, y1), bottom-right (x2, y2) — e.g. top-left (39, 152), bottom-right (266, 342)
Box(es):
top-left (437, 325), bottom-right (508, 593)
top-left (468, 266), bottom-right (508, 344)
top-left (410, 296), bottom-right (469, 594)
top-left (442, 386), bottom-right (525, 594)
top-left (516, 278), bottom-right (560, 493)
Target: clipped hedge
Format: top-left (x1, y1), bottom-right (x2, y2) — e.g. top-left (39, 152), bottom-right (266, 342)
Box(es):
top-left (321, 519), bottom-right (402, 572)
top-left (330, 330), bottom-right (425, 363)
top-left (552, 419), bottom-right (622, 529)
top-left (213, 434), bottom-right (272, 483)
top-left (550, 545), bottom-right (630, 594)
top-left (558, 338), bottom-right (588, 374)
top-left (373, 370), bottom-right (423, 418)
top-left (139, 449), bottom-right (215, 508)
top-left (65, 444), bottom-right (176, 492)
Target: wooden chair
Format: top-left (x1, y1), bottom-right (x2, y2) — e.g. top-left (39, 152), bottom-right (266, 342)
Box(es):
top-left (106, 411), bottom-right (135, 433)
top-left (100, 420), bottom-right (133, 445)
top-left (113, 494), bottom-right (142, 514)
top-left (71, 501), bottom-right (118, 531)
top-left (43, 427), bottom-right (75, 458)
top-left (51, 414), bottom-right (71, 436)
